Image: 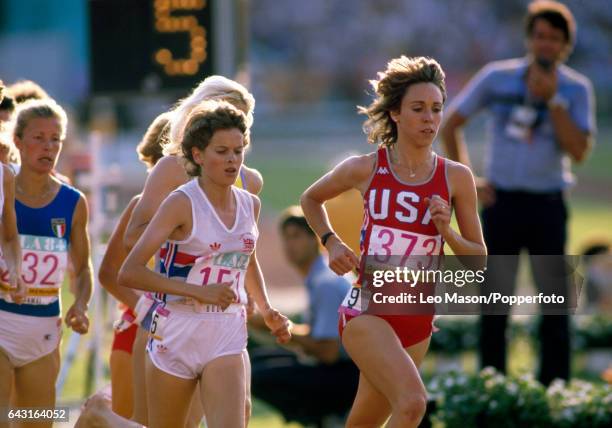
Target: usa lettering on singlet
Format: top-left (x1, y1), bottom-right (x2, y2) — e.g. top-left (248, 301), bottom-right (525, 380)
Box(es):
top-left (339, 147), bottom-right (451, 315)
top-left (157, 179), bottom-right (258, 313)
top-left (0, 183), bottom-right (80, 317)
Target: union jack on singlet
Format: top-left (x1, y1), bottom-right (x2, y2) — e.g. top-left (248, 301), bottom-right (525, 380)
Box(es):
top-left (155, 179), bottom-right (259, 313)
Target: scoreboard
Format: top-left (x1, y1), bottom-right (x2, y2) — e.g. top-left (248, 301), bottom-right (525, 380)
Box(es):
top-left (89, 0), bottom-right (214, 94)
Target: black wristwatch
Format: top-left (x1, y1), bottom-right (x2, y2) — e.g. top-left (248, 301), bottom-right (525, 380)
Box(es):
top-left (320, 231), bottom-right (336, 247)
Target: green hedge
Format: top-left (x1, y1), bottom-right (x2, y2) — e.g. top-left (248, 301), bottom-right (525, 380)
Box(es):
top-left (428, 368), bottom-right (612, 428)
top-left (430, 315), bottom-right (612, 353)
top-left (574, 315), bottom-right (612, 349)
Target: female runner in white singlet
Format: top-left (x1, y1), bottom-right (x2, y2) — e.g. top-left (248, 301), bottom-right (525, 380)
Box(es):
top-left (0, 78), bottom-right (23, 297)
top-left (0, 159), bottom-right (23, 303)
top-left (123, 75), bottom-right (263, 427)
top-left (119, 100), bottom-right (291, 428)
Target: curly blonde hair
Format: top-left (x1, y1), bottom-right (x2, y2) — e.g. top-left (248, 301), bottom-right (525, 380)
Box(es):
top-left (359, 56), bottom-right (446, 147)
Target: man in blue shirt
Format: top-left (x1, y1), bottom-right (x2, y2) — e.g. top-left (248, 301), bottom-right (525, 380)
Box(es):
top-left (441, 1), bottom-right (596, 385)
top-left (250, 206), bottom-right (358, 425)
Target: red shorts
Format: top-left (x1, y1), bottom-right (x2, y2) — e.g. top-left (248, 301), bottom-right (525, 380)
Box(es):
top-left (111, 309), bottom-right (138, 354)
top-left (338, 313), bottom-right (434, 348)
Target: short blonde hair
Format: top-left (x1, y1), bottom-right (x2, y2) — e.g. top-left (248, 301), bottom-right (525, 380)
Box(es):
top-left (137, 111), bottom-right (171, 169)
top-left (359, 56), bottom-right (446, 147)
top-left (13, 98), bottom-right (68, 140)
top-left (164, 75), bottom-right (255, 156)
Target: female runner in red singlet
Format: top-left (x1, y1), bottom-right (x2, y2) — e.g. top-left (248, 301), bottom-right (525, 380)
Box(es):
top-left (301, 56), bottom-right (486, 427)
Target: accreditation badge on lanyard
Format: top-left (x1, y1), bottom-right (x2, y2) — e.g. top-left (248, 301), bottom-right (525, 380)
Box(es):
top-left (505, 105), bottom-right (538, 143)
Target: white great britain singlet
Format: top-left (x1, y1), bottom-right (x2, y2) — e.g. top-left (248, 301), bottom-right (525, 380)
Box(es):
top-left (157, 179), bottom-right (258, 313)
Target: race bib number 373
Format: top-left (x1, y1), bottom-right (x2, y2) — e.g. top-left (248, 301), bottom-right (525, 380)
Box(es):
top-left (367, 225), bottom-right (442, 269)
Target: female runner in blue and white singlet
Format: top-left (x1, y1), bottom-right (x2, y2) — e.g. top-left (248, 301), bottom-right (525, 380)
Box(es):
top-left (0, 99), bottom-right (92, 427)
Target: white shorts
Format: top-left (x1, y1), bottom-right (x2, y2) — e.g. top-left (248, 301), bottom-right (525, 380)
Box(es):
top-left (0, 309), bottom-right (62, 368)
top-left (147, 302), bottom-right (247, 379)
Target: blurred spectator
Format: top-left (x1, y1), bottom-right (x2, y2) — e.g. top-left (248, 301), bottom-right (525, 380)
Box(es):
top-left (441, 0), bottom-right (596, 386)
top-left (580, 240), bottom-right (612, 312)
top-left (249, 206), bottom-right (358, 426)
top-left (250, 0), bottom-right (610, 109)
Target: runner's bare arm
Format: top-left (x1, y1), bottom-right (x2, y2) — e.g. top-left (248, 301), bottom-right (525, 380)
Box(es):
top-left (242, 165), bottom-right (263, 195)
top-left (301, 154), bottom-right (373, 240)
top-left (2, 165), bottom-right (24, 300)
top-left (301, 155), bottom-right (373, 272)
top-left (241, 165), bottom-right (263, 314)
top-left (244, 196), bottom-right (271, 311)
top-left (439, 162), bottom-right (487, 257)
top-left (123, 156), bottom-right (187, 250)
top-left (119, 192), bottom-right (235, 307)
top-left (246, 195), bottom-right (292, 343)
top-left (66, 195), bottom-right (94, 334)
top-left (99, 195), bottom-right (141, 309)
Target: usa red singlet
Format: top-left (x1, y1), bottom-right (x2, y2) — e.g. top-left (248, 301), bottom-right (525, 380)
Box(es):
top-left (338, 147), bottom-right (450, 348)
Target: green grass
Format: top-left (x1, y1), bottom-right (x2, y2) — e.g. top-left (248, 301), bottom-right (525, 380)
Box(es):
top-left (567, 197), bottom-right (612, 254)
top-left (250, 400), bottom-right (304, 428)
top-left (250, 155), bottom-right (327, 212)
top-left (574, 139), bottom-right (612, 180)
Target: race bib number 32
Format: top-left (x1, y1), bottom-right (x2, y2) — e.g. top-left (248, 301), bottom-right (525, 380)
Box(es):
top-left (1, 235), bottom-right (68, 303)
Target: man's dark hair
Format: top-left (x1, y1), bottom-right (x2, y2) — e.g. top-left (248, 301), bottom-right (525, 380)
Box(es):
top-left (581, 241), bottom-right (610, 259)
top-left (279, 206), bottom-right (316, 237)
top-left (525, 0), bottom-right (576, 46)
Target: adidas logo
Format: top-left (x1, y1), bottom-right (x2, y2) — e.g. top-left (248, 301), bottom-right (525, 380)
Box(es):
top-left (209, 242), bottom-right (221, 251)
top-left (377, 167), bottom-right (389, 175)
